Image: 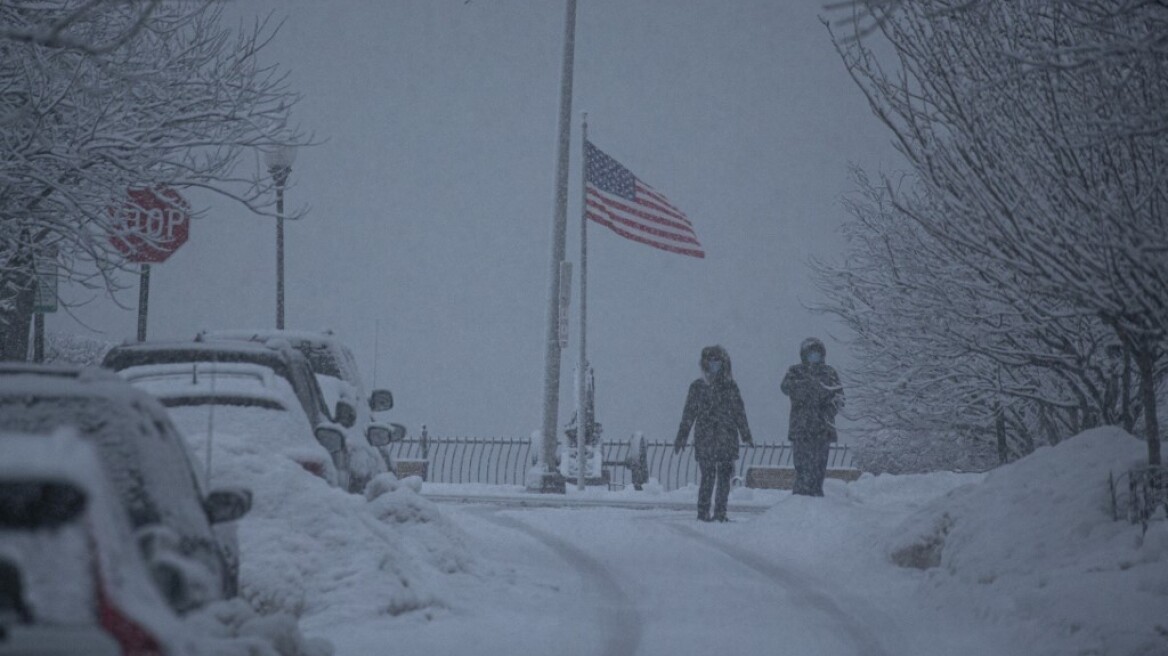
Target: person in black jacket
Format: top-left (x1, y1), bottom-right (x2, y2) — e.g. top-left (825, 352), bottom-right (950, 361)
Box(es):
top-left (675, 345), bottom-right (753, 522)
top-left (781, 337), bottom-right (845, 496)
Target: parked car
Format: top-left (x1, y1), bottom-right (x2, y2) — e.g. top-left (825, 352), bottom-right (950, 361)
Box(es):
top-left (0, 430), bottom-right (196, 655)
top-left (0, 365), bottom-right (249, 613)
top-left (102, 339), bottom-right (379, 493)
top-left (117, 360), bottom-right (342, 488)
top-left (197, 329), bottom-right (405, 471)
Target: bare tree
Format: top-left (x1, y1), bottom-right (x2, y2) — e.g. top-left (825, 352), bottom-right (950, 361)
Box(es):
top-left (814, 171), bottom-right (1137, 465)
top-left (826, 1), bottom-right (1166, 464)
top-left (0, 1), bottom-right (305, 359)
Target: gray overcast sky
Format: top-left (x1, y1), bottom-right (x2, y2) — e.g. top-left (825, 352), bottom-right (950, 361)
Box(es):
top-left (53, 1), bottom-right (899, 443)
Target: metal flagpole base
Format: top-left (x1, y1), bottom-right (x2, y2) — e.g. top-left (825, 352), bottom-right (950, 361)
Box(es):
top-left (526, 470), bottom-right (567, 494)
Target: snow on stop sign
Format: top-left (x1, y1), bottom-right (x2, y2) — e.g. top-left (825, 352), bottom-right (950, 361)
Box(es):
top-left (109, 187), bottom-right (191, 263)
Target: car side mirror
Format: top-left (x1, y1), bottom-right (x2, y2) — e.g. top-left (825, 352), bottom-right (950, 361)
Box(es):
top-left (334, 400), bottom-right (357, 428)
top-left (366, 424), bottom-right (391, 447)
top-left (203, 487), bottom-right (252, 524)
top-left (388, 422), bottom-right (406, 441)
top-left (369, 389), bottom-right (394, 413)
top-left (366, 422), bottom-right (406, 447)
top-left (314, 425), bottom-right (346, 453)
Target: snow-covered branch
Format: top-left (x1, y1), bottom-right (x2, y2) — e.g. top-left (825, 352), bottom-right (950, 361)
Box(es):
top-left (0, 1), bottom-right (307, 359)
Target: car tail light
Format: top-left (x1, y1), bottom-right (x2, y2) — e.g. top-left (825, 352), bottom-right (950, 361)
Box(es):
top-left (89, 531), bottom-right (166, 656)
top-left (298, 459), bottom-right (327, 479)
top-left (98, 584), bottom-right (166, 656)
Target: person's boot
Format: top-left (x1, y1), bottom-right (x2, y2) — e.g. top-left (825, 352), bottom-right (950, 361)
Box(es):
top-left (697, 511), bottom-right (712, 522)
top-left (713, 513), bottom-right (728, 522)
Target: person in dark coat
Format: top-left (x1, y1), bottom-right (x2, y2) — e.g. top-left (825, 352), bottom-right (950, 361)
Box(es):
top-left (781, 337), bottom-right (845, 496)
top-left (675, 345), bottom-right (753, 522)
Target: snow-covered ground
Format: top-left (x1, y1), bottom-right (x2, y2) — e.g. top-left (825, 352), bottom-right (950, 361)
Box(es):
top-left (226, 427), bottom-right (1166, 656)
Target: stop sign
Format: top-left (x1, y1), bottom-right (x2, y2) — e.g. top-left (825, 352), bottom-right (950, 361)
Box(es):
top-left (109, 187), bottom-right (191, 263)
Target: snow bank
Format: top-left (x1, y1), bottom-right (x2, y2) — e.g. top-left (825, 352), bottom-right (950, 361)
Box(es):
top-left (185, 599), bottom-right (334, 656)
top-left (205, 445), bottom-right (474, 635)
top-left (888, 427), bottom-right (1167, 656)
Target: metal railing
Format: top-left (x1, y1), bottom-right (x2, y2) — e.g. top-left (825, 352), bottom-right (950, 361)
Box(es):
top-left (386, 434), bottom-right (854, 491)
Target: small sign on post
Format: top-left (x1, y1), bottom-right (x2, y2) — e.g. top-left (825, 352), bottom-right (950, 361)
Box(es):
top-left (33, 246), bottom-right (58, 314)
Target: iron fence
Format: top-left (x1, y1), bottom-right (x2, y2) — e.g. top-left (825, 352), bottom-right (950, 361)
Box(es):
top-left (386, 434), bottom-right (855, 491)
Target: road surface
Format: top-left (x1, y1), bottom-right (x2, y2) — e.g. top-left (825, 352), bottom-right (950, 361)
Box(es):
top-left (316, 499), bottom-right (1002, 656)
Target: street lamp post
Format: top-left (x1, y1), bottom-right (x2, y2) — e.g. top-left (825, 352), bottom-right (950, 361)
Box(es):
top-left (265, 145), bottom-right (297, 330)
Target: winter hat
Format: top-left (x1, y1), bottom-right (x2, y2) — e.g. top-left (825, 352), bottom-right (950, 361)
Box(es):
top-left (799, 337), bottom-right (826, 364)
top-left (700, 345), bottom-right (733, 379)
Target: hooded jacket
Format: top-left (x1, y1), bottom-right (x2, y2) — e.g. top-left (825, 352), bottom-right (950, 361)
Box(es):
top-left (781, 338), bottom-right (844, 443)
top-left (675, 346), bottom-right (753, 463)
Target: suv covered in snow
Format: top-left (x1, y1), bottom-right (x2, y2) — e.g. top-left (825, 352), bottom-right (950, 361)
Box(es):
top-left (102, 339), bottom-right (378, 493)
top-left (0, 364), bottom-right (250, 613)
top-left (197, 329), bottom-right (405, 472)
top-left (0, 430), bottom-right (197, 655)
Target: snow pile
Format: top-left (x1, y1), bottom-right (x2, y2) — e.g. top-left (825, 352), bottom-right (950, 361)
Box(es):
top-left (185, 599), bottom-right (333, 656)
top-left (887, 427), bottom-right (1167, 656)
top-left (202, 439), bottom-right (474, 634)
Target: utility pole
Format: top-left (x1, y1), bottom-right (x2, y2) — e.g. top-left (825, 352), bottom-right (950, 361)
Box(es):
top-left (531, 0), bottom-right (578, 493)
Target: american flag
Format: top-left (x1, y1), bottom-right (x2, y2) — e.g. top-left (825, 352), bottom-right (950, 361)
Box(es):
top-left (585, 140), bottom-right (705, 259)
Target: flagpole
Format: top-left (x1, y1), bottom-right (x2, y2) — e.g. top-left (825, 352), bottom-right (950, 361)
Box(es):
top-left (533, 0), bottom-right (577, 493)
top-left (577, 114), bottom-right (589, 492)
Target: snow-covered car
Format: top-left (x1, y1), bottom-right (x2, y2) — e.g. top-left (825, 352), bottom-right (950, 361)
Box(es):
top-left (102, 340), bottom-right (367, 492)
top-left (0, 430), bottom-right (197, 656)
top-left (197, 329), bottom-right (405, 473)
top-left (117, 361), bottom-right (343, 489)
top-left (0, 365), bottom-right (249, 613)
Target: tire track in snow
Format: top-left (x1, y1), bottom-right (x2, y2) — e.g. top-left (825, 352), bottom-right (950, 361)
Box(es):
top-left (668, 522), bottom-right (892, 656)
top-left (473, 508), bottom-right (644, 656)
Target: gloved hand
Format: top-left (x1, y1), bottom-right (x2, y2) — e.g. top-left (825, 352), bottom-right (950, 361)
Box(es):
top-left (673, 443), bottom-right (684, 455)
top-left (742, 438), bottom-right (754, 447)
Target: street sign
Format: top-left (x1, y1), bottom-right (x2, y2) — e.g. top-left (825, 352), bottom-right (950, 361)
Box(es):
top-left (33, 246), bottom-right (58, 313)
top-left (109, 187), bottom-right (191, 263)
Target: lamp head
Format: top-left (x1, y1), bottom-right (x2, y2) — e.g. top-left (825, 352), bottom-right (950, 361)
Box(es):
top-left (264, 144), bottom-right (298, 172)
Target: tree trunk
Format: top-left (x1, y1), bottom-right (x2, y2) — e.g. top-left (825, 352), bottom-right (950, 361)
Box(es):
top-left (0, 272), bottom-right (35, 362)
top-left (1005, 408), bottom-right (1034, 459)
top-left (995, 404), bottom-right (1009, 464)
top-left (1122, 344), bottom-right (1134, 433)
top-left (1038, 404), bottom-right (1061, 446)
top-left (1134, 343), bottom-right (1162, 466)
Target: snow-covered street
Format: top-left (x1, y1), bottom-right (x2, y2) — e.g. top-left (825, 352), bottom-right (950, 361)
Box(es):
top-left (338, 502), bottom-right (1009, 656)
top-left (264, 428), bottom-right (1167, 656)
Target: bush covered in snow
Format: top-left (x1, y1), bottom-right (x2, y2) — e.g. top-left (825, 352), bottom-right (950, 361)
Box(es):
top-left (854, 428), bottom-right (999, 474)
top-left (42, 331), bottom-right (114, 367)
